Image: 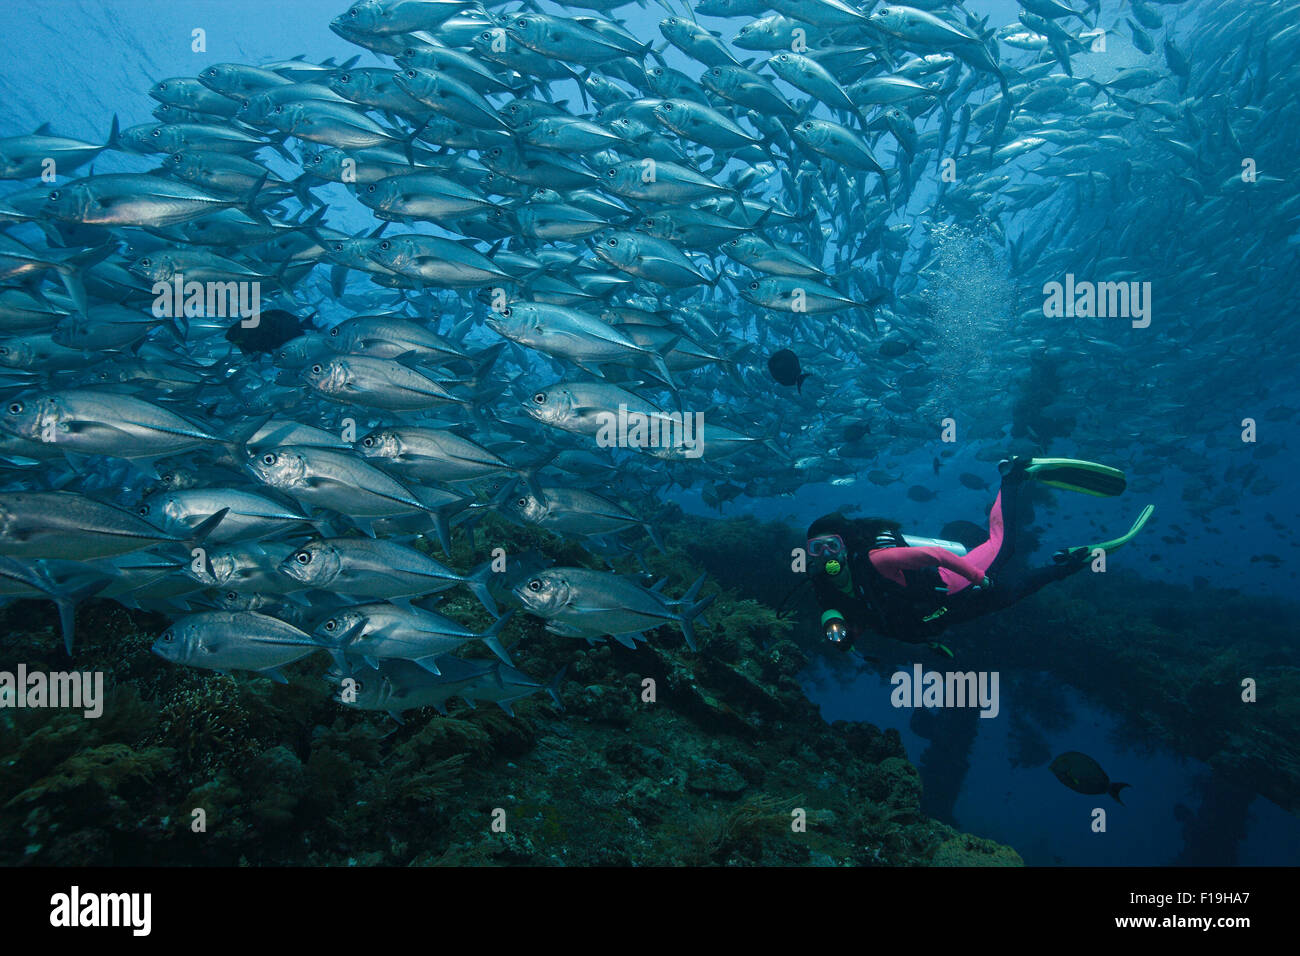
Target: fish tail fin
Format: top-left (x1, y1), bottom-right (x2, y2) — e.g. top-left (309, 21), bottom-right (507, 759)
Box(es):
top-left (221, 412), bottom-right (273, 463)
top-left (243, 171), bottom-right (272, 226)
top-left (52, 243), bottom-right (114, 317)
top-left (1109, 782), bottom-right (1129, 805)
top-left (106, 113), bottom-right (121, 151)
top-left (479, 610), bottom-right (514, 666)
top-left (466, 560), bottom-right (500, 617)
top-left (763, 433), bottom-right (793, 463)
top-left (187, 507), bottom-right (230, 549)
top-left (429, 508), bottom-right (453, 556)
top-left (643, 521), bottom-right (666, 554)
top-left (54, 573), bottom-right (113, 655)
top-left (677, 574), bottom-right (714, 651)
top-left (291, 173), bottom-right (320, 209)
top-left (403, 117), bottom-right (431, 165)
top-left (546, 663), bottom-right (568, 710)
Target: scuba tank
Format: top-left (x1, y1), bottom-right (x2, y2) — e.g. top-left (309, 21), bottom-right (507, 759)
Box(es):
top-left (900, 534), bottom-right (968, 556)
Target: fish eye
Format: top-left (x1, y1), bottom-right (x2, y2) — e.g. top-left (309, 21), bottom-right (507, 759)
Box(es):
top-left (262, 453), bottom-right (276, 465)
top-left (274, 105), bottom-right (284, 113)
top-left (339, 73), bottom-right (350, 82)
top-left (172, 152), bottom-right (183, 162)
top-left (151, 128), bottom-right (161, 136)
top-left (532, 392), bottom-right (546, 404)
top-left (405, 69), bottom-right (416, 78)
top-left (329, 327), bottom-right (339, 336)
top-left (295, 551), bottom-right (312, 564)
top-left (517, 497), bottom-right (527, 506)
top-left (712, 68), bottom-right (720, 75)
top-left (140, 258), bottom-right (150, 268)
top-left (361, 436), bottom-right (373, 446)
top-left (379, 240), bottom-right (390, 250)
top-left (518, 17), bottom-right (529, 27)
top-left (161, 630), bottom-right (175, 643)
top-left (366, 184), bottom-right (376, 192)
top-left (349, 7), bottom-right (357, 15)
top-left (606, 168), bottom-right (615, 176)
top-left (138, 505), bottom-right (150, 516)
top-left (607, 238), bottom-right (617, 246)
top-left (663, 102), bottom-right (672, 110)
top-left (158, 82), bottom-right (167, 90)
top-left (527, 579), bottom-right (541, 591)
top-left (500, 306), bottom-right (511, 316)
top-left (324, 619), bottom-right (336, 631)
top-left (749, 281), bottom-right (759, 289)
top-left (48, 190), bottom-right (60, 201)
top-left (6, 402), bottom-right (20, 414)
top-left (311, 364), bottom-right (322, 374)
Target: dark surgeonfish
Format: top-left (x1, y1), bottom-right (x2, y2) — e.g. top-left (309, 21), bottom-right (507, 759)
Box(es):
top-left (767, 348), bottom-right (808, 391)
top-left (1050, 752), bottom-right (1130, 805)
top-left (225, 308), bottom-right (314, 355)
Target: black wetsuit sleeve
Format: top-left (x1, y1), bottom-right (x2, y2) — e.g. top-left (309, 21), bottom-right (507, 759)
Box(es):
top-left (811, 569), bottom-right (872, 634)
top-left (811, 573), bottom-right (842, 616)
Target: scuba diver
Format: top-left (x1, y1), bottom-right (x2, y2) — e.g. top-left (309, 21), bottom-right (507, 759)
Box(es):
top-left (806, 457), bottom-right (1155, 655)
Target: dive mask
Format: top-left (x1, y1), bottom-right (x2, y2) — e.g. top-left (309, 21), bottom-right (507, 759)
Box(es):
top-left (807, 533), bottom-right (846, 559)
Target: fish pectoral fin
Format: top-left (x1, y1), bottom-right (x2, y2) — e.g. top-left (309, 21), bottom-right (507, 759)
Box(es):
top-left (413, 655), bottom-right (442, 676)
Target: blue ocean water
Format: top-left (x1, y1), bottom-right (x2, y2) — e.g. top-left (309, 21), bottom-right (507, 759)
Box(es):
top-left (807, 664), bottom-right (1300, 865)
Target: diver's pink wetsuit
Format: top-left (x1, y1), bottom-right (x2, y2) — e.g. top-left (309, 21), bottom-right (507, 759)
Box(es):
top-left (868, 492), bottom-right (1006, 594)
